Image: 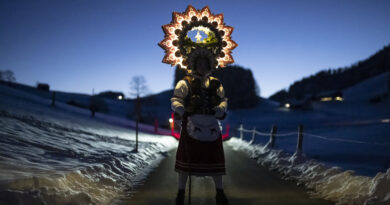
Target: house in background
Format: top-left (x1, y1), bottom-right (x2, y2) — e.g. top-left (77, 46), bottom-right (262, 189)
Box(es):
top-left (97, 91), bottom-right (125, 100)
top-left (313, 90), bottom-right (344, 102)
top-left (36, 83), bottom-right (50, 91)
top-left (281, 90), bottom-right (344, 110)
top-left (280, 94), bottom-right (313, 110)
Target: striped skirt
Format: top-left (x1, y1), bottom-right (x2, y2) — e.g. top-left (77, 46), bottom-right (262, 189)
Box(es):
top-left (174, 118), bottom-right (226, 176)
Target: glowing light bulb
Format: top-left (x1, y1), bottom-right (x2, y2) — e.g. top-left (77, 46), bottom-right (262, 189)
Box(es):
top-left (159, 5), bottom-right (237, 69)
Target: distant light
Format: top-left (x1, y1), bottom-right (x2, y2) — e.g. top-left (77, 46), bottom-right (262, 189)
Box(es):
top-left (335, 96), bottom-right (343, 101)
top-left (381, 119), bottom-right (390, 123)
top-left (284, 103), bottom-right (290, 108)
top-left (118, 95), bottom-right (123, 100)
top-left (320, 97), bottom-right (332, 101)
top-left (169, 118), bottom-right (173, 123)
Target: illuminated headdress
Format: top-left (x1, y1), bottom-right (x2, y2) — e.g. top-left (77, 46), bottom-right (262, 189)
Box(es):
top-left (159, 5), bottom-right (238, 71)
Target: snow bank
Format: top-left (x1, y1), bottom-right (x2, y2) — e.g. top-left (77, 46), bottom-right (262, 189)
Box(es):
top-left (226, 137), bottom-right (390, 205)
top-left (0, 109), bottom-right (177, 205)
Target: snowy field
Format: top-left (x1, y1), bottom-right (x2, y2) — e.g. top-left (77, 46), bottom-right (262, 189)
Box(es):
top-left (0, 84), bottom-right (177, 205)
top-left (225, 72), bottom-right (390, 177)
top-left (223, 72), bottom-right (390, 205)
top-left (0, 71), bottom-right (389, 204)
top-left (226, 137), bottom-right (390, 205)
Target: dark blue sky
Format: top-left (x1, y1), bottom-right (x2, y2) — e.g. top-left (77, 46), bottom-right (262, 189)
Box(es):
top-left (1, 0), bottom-right (389, 98)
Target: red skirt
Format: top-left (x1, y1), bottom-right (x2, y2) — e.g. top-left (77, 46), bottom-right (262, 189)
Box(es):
top-left (174, 118), bottom-right (226, 176)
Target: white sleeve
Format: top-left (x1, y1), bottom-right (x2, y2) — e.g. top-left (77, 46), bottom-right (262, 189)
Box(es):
top-left (171, 80), bottom-right (189, 115)
top-left (216, 83), bottom-right (228, 112)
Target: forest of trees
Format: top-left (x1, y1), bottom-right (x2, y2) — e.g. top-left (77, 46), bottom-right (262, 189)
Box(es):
top-left (270, 44), bottom-right (390, 102)
top-left (173, 65), bottom-right (260, 109)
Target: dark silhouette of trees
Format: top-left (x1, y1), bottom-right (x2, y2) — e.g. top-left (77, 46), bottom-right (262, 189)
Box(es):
top-left (173, 65), bottom-right (260, 109)
top-left (213, 65), bottom-right (259, 109)
top-left (270, 44), bottom-right (390, 102)
top-left (36, 83), bottom-right (50, 91)
top-left (269, 89), bottom-right (288, 103)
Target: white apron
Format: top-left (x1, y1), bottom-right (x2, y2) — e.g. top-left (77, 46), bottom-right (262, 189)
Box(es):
top-left (186, 114), bottom-right (222, 141)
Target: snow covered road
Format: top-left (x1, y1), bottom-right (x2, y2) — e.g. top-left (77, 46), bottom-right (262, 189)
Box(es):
top-left (126, 144), bottom-right (333, 205)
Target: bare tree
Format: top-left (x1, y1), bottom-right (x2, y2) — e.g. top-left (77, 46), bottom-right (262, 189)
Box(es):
top-left (129, 76), bottom-right (149, 152)
top-left (129, 76), bottom-right (148, 98)
top-left (0, 70), bottom-right (16, 82)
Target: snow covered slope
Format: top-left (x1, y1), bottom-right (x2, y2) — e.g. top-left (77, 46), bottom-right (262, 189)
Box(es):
top-left (227, 137), bottom-right (390, 205)
top-left (343, 71), bottom-right (389, 102)
top-left (224, 72), bottom-right (390, 177)
top-left (0, 84), bottom-right (177, 205)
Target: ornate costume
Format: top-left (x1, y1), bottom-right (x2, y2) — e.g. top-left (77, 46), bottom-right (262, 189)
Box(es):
top-left (172, 72), bottom-right (228, 176)
top-left (159, 4), bottom-right (237, 178)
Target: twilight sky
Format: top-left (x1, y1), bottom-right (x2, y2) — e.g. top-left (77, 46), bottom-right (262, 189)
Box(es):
top-left (1, 0), bottom-right (390, 98)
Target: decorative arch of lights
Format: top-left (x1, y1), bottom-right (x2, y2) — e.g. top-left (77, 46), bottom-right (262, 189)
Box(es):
top-left (159, 5), bottom-right (238, 69)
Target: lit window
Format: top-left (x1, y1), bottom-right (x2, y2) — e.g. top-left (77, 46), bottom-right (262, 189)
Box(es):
top-left (320, 97), bottom-right (332, 101)
top-left (381, 119), bottom-right (390, 123)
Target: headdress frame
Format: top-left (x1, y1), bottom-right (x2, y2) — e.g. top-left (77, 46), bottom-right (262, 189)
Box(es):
top-left (159, 5), bottom-right (237, 71)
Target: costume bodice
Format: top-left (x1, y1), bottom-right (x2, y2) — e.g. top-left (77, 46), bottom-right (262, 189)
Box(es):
top-left (183, 75), bottom-right (222, 116)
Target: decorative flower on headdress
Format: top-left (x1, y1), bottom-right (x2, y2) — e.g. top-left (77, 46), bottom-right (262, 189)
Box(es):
top-left (159, 5), bottom-right (238, 70)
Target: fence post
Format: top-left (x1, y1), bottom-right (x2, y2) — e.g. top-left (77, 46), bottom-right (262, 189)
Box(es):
top-left (250, 127), bottom-right (256, 144)
top-left (51, 91), bottom-right (56, 106)
top-left (296, 124), bottom-right (304, 154)
top-left (269, 125), bottom-right (277, 148)
top-left (239, 124), bottom-right (243, 140)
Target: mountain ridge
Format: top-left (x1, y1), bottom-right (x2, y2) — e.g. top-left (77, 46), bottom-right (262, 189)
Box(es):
top-left (269, 44), bottom-right (390, 102)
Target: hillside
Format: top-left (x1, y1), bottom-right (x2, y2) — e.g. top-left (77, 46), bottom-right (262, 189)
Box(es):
top-left (270, 44), bottom-right (390, 102)
top-left (0, 80), bottom-right (172, 128)
top-left (0, 82), bottom-right (177, 205)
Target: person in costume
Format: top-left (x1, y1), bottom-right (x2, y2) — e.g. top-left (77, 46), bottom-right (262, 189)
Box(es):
top-left (171, 48), bottom-right (228, 205)
top-left (158, 5), bottom-right (237, 205)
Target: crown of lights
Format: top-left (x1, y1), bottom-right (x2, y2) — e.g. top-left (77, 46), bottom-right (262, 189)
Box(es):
top-left (159, 5), bottom-right (238, 70)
